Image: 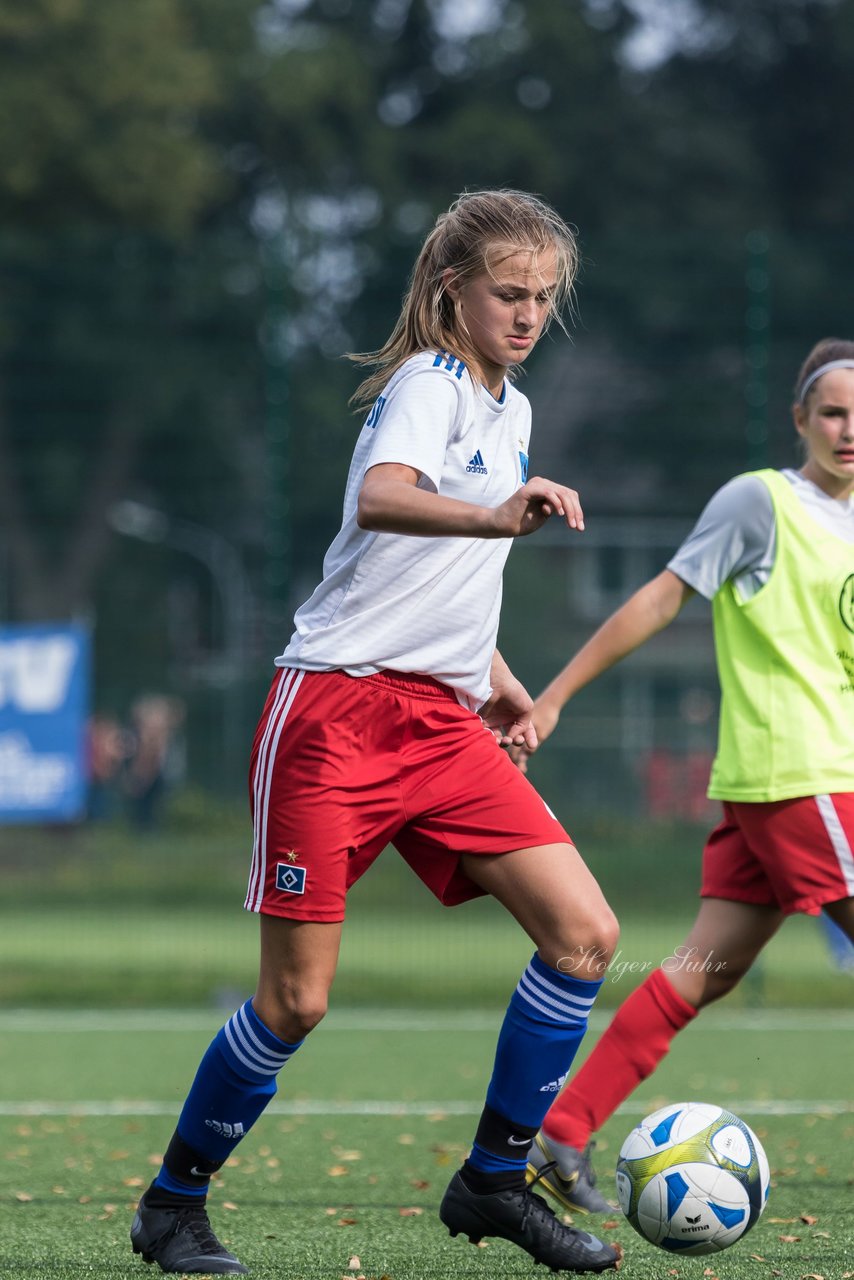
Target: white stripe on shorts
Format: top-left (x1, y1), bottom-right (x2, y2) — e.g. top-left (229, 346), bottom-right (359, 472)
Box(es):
top-left (245, 668), bottom-right (305, 912)
top-left (814, 794), bottom-right (854, 896)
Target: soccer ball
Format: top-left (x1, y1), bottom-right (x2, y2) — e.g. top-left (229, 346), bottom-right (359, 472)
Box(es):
top-left (615, 1102), bottom-right (770, 1256)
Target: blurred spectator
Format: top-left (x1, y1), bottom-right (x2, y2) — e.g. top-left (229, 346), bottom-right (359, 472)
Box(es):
top-left (85, 712), bottom-right (130, 821)
top-left (643, 748), bottom-right (716, 822)
top-left (124, 694), bottom-right (186, 830)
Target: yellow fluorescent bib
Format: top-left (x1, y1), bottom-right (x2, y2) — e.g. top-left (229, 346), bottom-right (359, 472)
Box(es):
top-left (709, 469), bottom-right (854, 801)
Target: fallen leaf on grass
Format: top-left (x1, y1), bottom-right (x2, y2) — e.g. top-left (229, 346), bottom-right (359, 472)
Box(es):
top-left (768, 1217), bottom-right (798, 1223)
top-left (347, 1256), bottom-right (361, 1270)
top-left (334, 1149), bottom-right (363, 1162)
top-left (398, 1207), bottom-right (423, 1216)
top-left (397, 1134), bottom-right (415, 1145)
top-left (15, 1192), bottom-right (33, 1203)
top-left (749, 1255), bottom-right (766, 1262)
top-left (410, 1179), bottom-right (429, 1190)
top-left (779, 1235), bottom-right (801, 1243)
top-left (800, 1214), bottom-right (819, 1225)
top-left (800, 1273), bottom-right (825, 1279)
top-left (601, 1220), bottom-right (620, 1230)
top-left (337, 1218), bottom-right (357, 1226)
top-left (328, 1166), bottom-right (349, 1177)
top-left (123, 1176), bottom-right (145, 1188)
top-left (222, 1202), bottom-right (238, 1211)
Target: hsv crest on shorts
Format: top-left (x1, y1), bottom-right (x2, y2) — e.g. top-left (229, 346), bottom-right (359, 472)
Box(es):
top-left (276, 863), bottom-right (307, 894)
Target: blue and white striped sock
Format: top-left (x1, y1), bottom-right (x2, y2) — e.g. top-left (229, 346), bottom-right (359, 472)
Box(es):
top-left (468, 953), bottom-right (603, 1175)
top-left (155, 999), bottom-right (302, 1196)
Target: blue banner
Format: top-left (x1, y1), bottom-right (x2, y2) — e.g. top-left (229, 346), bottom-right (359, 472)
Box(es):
top-left (0, 624), bottom-right (90, 823)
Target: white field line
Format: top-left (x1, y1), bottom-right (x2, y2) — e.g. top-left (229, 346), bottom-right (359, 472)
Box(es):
top-left (0, 1098), bottom-right (851, 1118)
top-left (1, 1008), bottom-right (854, 1033)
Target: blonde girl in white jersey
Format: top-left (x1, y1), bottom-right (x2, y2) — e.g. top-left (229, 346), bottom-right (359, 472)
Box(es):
top-left (129, 190), bottom-right (623, 1277)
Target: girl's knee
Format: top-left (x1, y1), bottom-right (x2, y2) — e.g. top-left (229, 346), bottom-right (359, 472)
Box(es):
top-left (548, 903), bottom-right (621, 978)
top-left (254, 979), bottom-right (330, 1042)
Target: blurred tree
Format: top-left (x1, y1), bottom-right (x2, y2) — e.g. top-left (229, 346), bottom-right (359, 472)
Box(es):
top-left (0, 0), bottom-right (229, 233)
top-left (0, 0), bottom-right (850, 661)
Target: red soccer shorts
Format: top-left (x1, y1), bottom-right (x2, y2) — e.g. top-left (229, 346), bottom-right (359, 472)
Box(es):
top-left (244, 667), bottom-right (571, 921)
top-left (700, 793), bottom-right (854, 915)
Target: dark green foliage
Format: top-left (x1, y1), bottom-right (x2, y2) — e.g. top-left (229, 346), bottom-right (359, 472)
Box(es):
top-left (0, 1), bottom-right (852, 791)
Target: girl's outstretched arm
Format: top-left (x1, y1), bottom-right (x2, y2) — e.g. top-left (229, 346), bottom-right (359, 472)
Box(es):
top-left (358, 463), bottom-right (585, 538)
top-left (517, 570), bottom-right (694, 769)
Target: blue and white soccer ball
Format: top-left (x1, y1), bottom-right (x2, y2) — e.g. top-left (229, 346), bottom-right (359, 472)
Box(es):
top-left (615, 1102), bottom-right (770, 1256)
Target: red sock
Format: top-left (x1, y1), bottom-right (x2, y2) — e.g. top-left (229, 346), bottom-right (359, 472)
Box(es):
top-left (542, 968), bottom-right (697, 1150)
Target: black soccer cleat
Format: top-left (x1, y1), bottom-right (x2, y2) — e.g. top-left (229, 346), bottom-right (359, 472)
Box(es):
top-left (440, 1167), bottom-right (621, 1274)
top-left (527, 1134), bottom-right (615, 1215)
top-left (130, 1189), bottom-right (248, 1274)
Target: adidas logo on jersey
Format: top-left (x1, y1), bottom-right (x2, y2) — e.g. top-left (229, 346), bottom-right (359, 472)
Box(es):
top-left (539, 1071), bottom-right (568, 1093)
top-left (466, 449), bottom-right (488, 475)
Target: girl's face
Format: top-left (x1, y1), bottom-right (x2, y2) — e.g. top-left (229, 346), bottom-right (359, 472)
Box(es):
top-left (443, 245), bottom-right (558, 397)
top-left (794, 366), bottom-right (854, 499)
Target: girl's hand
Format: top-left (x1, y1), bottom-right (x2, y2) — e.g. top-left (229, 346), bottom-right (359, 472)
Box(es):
top-left (509, 698), bottom-right (561, 773)
top-left (493, 476), bottom-right (584, 538)
top-left (479, 669), bottom-right (536, 751)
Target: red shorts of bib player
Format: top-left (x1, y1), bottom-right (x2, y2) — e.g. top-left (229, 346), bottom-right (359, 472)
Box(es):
top-left (245, 667), bottom-right (570, 922)
top-left (701, 793), bottom-right (854, 916)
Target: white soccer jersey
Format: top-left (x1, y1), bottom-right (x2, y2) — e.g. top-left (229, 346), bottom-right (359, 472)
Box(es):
top-left (278, 350), bottom-right (533, 708)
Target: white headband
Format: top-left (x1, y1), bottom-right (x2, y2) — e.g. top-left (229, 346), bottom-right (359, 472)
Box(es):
top-left (798, 358), bottom-right (854, 404)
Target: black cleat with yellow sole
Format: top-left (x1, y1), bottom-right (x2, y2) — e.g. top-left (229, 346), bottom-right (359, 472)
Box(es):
top-left (440, 1167), bottom-right (621, 1274)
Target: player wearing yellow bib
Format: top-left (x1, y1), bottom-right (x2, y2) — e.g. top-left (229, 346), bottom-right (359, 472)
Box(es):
top-left (515, 336), bottom-right (854, 1214)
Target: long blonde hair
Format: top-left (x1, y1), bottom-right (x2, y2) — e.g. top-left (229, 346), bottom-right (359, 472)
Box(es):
top-left (348, 189), bottom-right (579, 410)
